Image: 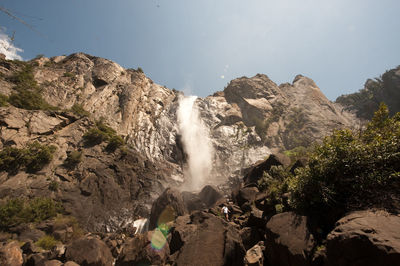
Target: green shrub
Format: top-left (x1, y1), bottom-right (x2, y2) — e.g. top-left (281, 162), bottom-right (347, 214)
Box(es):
top-left (0, 141), bottom-right (56, 174)
top-left (35, 235), bottom-right (58, 250)
top-left (137, 67), bottom-right (143, 73)
top-left (48, 180), bottom-right (59, 191)
top-left (106, 135), bottom-right (124, 152)
top-left (83, 127), bottom-right (109, 146)
top-left (70, 103), bottom-right (90, 117)
top-left (0, 93), bottom-right (9, 107)
top-left (64, 150), bottom-right (82, 168)
top-left (0, 197), bottom-right (62, 229)
top-left (257, 165), bottom-right (291, 213)
top-left (7, 64), bottom-right (56, 110)
top-left (288, 103), bottom-right (400, 224)
top-left (83, 120), bottom-right (125, 151)
top-left (283, 146), bottom-right (311, 163)
top-left (63, 72), bottom-right (75, 78)
top-left (24, 142), bottom-right (57, 173)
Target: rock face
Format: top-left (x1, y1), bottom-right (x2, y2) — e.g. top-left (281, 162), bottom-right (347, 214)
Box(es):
top-left (0, 54), bottom-right (357, 232)
top-left (169, 211), bottom-right (245, 266)
top-left (265, 212), bottom-right (315, 266)
top-left (325, 210), bottom-right (400, 266)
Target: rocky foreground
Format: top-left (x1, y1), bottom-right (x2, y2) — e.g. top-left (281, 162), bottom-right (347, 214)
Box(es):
top-left (1, 155), bottom-right (400, 266)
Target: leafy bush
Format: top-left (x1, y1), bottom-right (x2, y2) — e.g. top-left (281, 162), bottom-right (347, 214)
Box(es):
top-left (83, 120), bottom-right (125, 151)
top-left (48, 180), bottom-right (59, 191)
top-left (24, 142), bottom-right (57, 173)
top-left (0, 198), bottom-right (62, 229)
top-left (7, 64), bottom-right (56, 110)
top-left (70, 103), bottom-right (90, 117)
top-left (106, 135), bottom-right (124, 152)
top-left (0, 141), bottom-right (56, 174)
top-left (83, 127), bottom-right (109, 146)
top-left (137, 67), bottom-right (144, 73)
top-left (63, 72), bottom-right (75, 78)
top-left (64, 150), bottom-right (82, 168)
top-left (0, 93), bottom-right (8, 107)
top-left (288, 103), bottom-right (400, 223)
top-left (35, 235), bottom-right (58, 250)
top-left (257, 165), bottom-right (291, 214)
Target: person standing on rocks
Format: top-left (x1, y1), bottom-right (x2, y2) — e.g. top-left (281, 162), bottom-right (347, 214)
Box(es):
top-left (221, 205), bottom-right (230, 221)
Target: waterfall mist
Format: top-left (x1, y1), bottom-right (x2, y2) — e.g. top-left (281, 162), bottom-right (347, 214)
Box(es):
top-left (177, 95), bottom-right (214, 191)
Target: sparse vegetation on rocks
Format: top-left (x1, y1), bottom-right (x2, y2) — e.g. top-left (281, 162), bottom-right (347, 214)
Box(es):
top-left (7, 64), bottom-right (57, 110)
top-left (0, 93), bottom-right (8, 107)
top-left (0, 141), bottom-right (56, 174)
top-left (0, 197), bottom-right (62, 230)
top-left (70, 103), bottom-right (90, 117)
top-left (64, 150), bottom-right (82, 168)
top-left (35, 235), bottom-right (59, 250)
top-left (83, 120), bottom-right (125, 151)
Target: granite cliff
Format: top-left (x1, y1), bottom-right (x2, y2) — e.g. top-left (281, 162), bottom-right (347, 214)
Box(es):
top-left (0, 53), bottom-right (357, 230)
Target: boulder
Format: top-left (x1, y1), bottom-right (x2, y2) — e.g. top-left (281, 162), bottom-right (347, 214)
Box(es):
top-left (265, 212), bottom-right (314, 266)
top-left (244, 242), bottom-right (265, 266)
top-left (149, 188), bottom-right (187, 230)
top-left (65, 237), bottom-right (113, 266)
top-left (116, 231), bottom-right (169, 266)
top-left (244, 154), bottom-right (284, 185)
top-left (325, 210), bottom-right (400, 266)
top-left (43, 260), bottom-right (63, 266)
top-left (169, 211), bottom-right (245, 266)
top-left (234, 186), bottom-right (259, 207)
top-left (0, 241), bottom-right (23, 266)
top-left (198, 185), bottom-right (223, 207)
top-left (63, 262), bottom-right (80, 266)
top-left (182, 191), bottom-right (206, 212)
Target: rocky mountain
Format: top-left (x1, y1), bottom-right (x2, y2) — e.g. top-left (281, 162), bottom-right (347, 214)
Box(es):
top-left (0, 53), bottom-right (357, 230)
top-left (336, 65), bottom-right (400, 119)
top-left (0, 53), bottom-right (399, 265)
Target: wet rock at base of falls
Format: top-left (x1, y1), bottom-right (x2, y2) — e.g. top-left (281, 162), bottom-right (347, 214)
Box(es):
top-left (116, 231), bottom-right (169, 266)
top-left (149, 188), bottom-right (187, 230)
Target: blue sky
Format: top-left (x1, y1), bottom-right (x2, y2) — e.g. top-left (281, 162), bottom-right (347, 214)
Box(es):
top-left (0, 0), bottom-right (399, 100)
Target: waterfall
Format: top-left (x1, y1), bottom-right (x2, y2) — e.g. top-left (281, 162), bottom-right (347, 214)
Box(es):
top-left (177, 95), bottom-right (214, 190)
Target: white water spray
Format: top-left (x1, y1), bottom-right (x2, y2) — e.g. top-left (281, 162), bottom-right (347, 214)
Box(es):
top-left (177, 95), bottom-right (214, 190)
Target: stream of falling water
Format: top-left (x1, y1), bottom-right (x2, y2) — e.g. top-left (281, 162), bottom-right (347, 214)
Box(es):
top-left (177, 95), bottom-right (214, 191)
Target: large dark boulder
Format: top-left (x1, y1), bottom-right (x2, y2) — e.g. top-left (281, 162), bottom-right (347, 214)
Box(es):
top-left (149, 188), bottom-right (187, 230)
top-left (65, 237), bottom-right (113, 266)
top-left (325, 210), bottom-right (400, 266)
top-left (169, 211), bottom-right (245, 266)
top-left (198, 185), bottom-right (223, 207)
top-left (233, 186), bottom-right (259, 207)
top-left (116, 231), bottom-right (169, 266)
top-left (181, 191), bottom-right (206, 213)
top-left (265, 212), bottom-right (315, 266)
